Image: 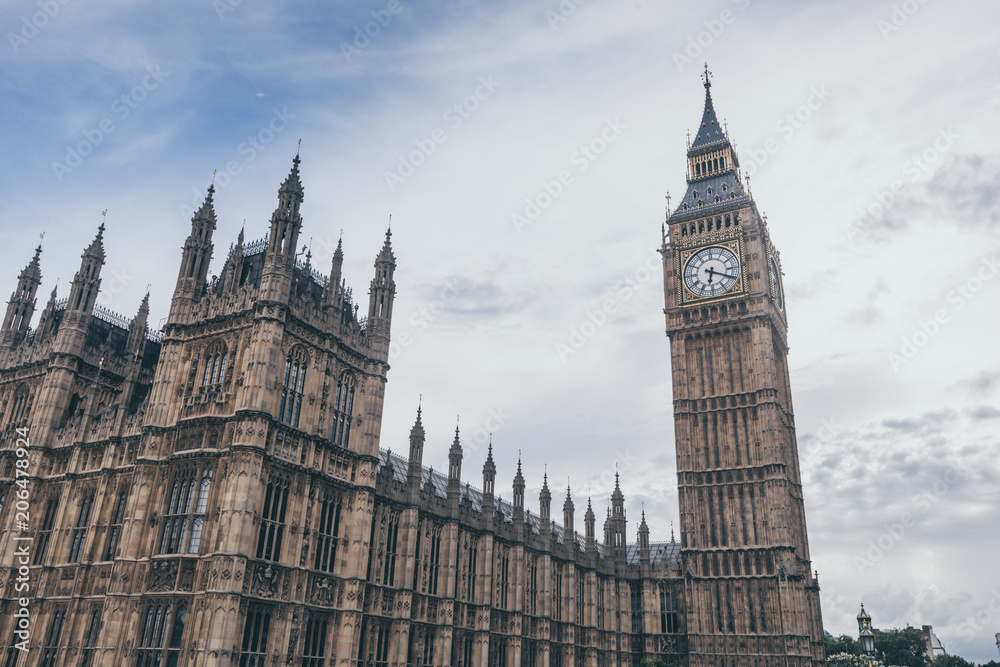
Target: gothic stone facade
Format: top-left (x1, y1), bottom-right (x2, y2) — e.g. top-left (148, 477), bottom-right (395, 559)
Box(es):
top-left (0, 82), bottom-right (824, 667)
top-left (659, 76), bottom-right (825, 666)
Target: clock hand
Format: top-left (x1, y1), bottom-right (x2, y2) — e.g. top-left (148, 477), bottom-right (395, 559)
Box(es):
top-left (705, 266), bottom-right (738, 280)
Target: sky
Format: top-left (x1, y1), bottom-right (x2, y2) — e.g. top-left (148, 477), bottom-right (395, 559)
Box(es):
top-left (2, 0), bottom-right (999, 661)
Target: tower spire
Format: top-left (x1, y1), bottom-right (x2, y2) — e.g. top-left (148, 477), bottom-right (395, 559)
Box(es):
top-left (367, 224), bottom-right (396, 350)
top-left (1, 241), bottom-right (44, 348)
top-left (407, 400), bottom-right (425, 496)
top-left (171, 184), bottom-right (217, 316)
top-left (669, 70), bottom-right (751, 222)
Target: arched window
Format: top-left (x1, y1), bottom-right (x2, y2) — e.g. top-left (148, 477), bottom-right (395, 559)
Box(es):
top-left (201, 341), bottom-right (228, 387)
top-left (7, 384), bottom-right (32, 426)
top-left (134, 601), bottom-right (187, 666)
top-left (256, 477), bottom-right (289, 561)
top-left (103, 486), bottom-right (129, 561)
top-left (331, 374), bottom-right (355, 447)
top-left (313, 491), bottom-right (343, 573)
top-left (159, 465), bottom-right (214, 555)
top-left (278, 348), bottom-right (308, 428)
top-left (68, 492), bottom-right (94, 563)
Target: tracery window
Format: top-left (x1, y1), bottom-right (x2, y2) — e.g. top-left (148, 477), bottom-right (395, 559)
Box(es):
top-left (33, 495), bottom-right (60, 565)
top-left (256, 477), bottom-right (289, 561)
top-left (456, 532), bottom-right (477, 602)
top-left (365, 506), bottom-right (400, 587)
top-left (104, 487), bottom-right (129, 561)
top-left (358, 618), bottom-right (390, 667)
top-left (525, 554), bottom-right (538, 615)
top-left (494, 544), bottom-right (510, 609)
top-left (68, 492), bottom-right (94, 563)
top-left (313, 491), bottom-right (342, 573)
top-left (134, 602), bottom-right (187, 667)
top-left (201, 341), bottom-right (228, 387)
top-left (39, 608), bottom-right (66, 667)
top-left (415, 520), bottom-right (443, 595)
top-left (237, 606), bottom-right (271, 667)
top-left (278, 347), bottom-right (308, 428)
top-left (6, 384), bottom-right (32, 426)
top-left (301, 616), bottom-right (330, 667)
top-left (331, 373), bottom-right (355, 446)
top-left (659, 585), bottom-right (679, 633)
top-left (79, 608), bottom-right (102, 667)
top-left (631, 582), bottom-right (643, 634)
top-left (552, 562), bottom-right (563, 621)
top-left (159, 466), bottom-right (213, 555)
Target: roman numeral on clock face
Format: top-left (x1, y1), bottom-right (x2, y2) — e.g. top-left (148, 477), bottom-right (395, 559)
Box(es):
top-left (683, 246), bottom-right (740, 299)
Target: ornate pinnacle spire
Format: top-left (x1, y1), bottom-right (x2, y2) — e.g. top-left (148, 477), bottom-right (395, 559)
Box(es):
top-left (612, 471), bottom-right (624, 501)
top-left (410, 399), bottom-right (424, 438)
top-left (453, 416), bottom-right (461, 446)
top-left (377, 226), bottom-right (394, 263)
top-left (27, 243), bottom-right (42, 273)
top-left (194, 184), bottom-right (217, 223)
top-left (280, 152), bottom-right (303, 196)
top-left (514, 453), bottom-right (524, 485)
top-left (86, 221), bottom-right (106, 261)
top-left (690, 65), bottom-right (726, 152)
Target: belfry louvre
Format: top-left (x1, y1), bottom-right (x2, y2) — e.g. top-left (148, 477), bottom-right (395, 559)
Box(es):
top-left (0, 80), bottom-right (825, 667)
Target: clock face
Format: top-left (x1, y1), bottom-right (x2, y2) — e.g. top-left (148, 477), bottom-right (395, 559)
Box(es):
top-left (683, 246), bottom-right (740, 298)
top-left (769, 258), bottom-right (783, 310)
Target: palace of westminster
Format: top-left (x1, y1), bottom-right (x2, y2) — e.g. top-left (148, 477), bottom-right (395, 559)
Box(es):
top-left (0, 77), bottom-right (826, 666)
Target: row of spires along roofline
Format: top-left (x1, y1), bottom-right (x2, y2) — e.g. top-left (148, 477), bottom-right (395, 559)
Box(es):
top-left (3, 152), bottom-right (394, 346)
top-left (180, 153), bottom-right (395, 316)
top-left (1, 223), bottom-right (162, 353)
top-left (386, 441), bottom-right (682, 565)
top-left (393, 403), bottom-right (669, 542)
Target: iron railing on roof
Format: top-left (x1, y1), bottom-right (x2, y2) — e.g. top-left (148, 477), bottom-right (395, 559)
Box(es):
top-left (92, 305), bottom-right (132, 329)
top-left (243, 237), bottom-right (268, 255)
top-left (294, 257), bottom-right (327, 286)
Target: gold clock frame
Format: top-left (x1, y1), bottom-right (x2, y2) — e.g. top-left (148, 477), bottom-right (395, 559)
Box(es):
top-left (768, 255), bottom-right (784, 312)
top-left (677, 238), bottom-right (746, 305)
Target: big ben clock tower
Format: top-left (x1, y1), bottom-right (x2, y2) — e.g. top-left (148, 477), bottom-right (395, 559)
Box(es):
top-left (660, 69), bottom-right (826, 667)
